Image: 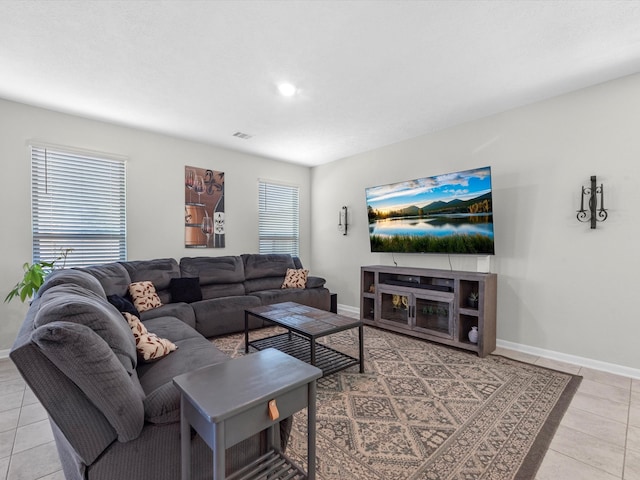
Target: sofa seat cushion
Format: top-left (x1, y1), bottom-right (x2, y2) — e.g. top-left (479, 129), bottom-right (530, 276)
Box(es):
top-left (35, 285), bottom-right (138, 375)
top-left (140, 339), bottom-right (229, 425)
top-left (139, 303), bottom-right (196, 329)
top-left (191, 295), bottom-right (262, 338)
top-left (252, 288), bottom-right (331, 311)
top-left (32, 321), bottom-right (145, 442)
top-left (136, 318), bottom-right (229, 424)
top-left (141, 316), bottom-right (204, 343)
top-left (251, 289), bottom-right (313, 305)
top-left (136, 319), bottom-right (225, 390)
top-left (123, 313), bottom-right (177, 363)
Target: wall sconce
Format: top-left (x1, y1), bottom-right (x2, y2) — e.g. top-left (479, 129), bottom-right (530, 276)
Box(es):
top-left (577, 175), bottom-right (608, 229)
top-left (338, 206), bottom-right (348, 235)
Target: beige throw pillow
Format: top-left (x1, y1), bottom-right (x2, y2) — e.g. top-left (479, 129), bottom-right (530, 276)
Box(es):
top-left (122, 312), bottom-right (177, 362)
top-left (128, 281), bottom-right (162, 313)
top-left (281, 268), bottom-right (309, 289)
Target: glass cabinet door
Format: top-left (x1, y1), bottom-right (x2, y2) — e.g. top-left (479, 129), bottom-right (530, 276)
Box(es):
top-left (414, 296), bottom-right (454, 339)
top-left (380, 291), bottom-right (410, 327)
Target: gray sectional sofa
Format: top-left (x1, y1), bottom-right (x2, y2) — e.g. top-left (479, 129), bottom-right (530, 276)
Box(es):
top-left (10, 253), bottom-right (329, 480)
top-left (81, 253), bottom-right (330, 337)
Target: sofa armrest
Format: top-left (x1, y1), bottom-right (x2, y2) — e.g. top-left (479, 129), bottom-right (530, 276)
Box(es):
top-left (306, 276), bottom-right (326, 288)
top-left (11, 329), bottom-right (119, 465)
top-left (32, 322), bottom-right (145, 443)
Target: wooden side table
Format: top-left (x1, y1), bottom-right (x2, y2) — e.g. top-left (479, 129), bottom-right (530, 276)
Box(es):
top-left (173, 348), bottom-right (322, 480)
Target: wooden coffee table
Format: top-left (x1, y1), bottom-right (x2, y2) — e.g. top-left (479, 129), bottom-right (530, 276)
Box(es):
top-left (245, 302), bottom-right (364, 377)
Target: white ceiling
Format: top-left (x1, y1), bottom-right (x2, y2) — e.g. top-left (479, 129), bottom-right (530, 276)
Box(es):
top-left (1, 1), bottom-right (640, 167)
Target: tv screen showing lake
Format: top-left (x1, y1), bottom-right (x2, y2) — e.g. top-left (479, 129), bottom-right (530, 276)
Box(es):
top-left (365, 166), bottom-right (496, 254)
top-left (369, 214), bottom-right (494, 239)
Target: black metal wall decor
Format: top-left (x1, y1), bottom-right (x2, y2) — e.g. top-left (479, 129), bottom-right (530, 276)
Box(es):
top-left (338, 206), bottom-right (348, 235)
top-left (577, 175), bottom-right (608, 229)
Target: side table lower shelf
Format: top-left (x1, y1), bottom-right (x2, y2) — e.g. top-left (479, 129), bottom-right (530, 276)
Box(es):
top-left (227, 450), bottom-right (306, 480)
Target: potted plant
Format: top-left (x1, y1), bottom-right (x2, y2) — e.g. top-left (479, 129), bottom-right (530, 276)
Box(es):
top-left (5, 249), bottom-right (71, 303)
top-left (468, 291), bottom-right (479, 309)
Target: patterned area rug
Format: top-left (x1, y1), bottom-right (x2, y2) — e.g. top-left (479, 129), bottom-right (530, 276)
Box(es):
top-left (212, 326), bottom-right (581, 480)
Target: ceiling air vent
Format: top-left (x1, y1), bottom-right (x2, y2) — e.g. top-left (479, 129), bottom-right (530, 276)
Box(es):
top-left (233, 131), bottom-right (252, 140)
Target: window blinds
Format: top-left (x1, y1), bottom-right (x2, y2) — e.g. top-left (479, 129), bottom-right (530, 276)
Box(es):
top-left (258, 181), bottom-right (299, 256)
top-left (31, 145), bottom-right (127, 267)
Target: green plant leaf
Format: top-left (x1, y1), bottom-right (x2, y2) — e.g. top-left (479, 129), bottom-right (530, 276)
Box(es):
top-left (5, 249), bottom-right (72, 303)
top-left (4, 286), bottom-right (19, 303)
top-left (19, 285), bottom-right (31, 303)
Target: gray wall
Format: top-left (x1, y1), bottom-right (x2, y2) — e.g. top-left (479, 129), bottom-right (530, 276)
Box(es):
top-left (311, 73), bottom-right (640, 372)
top-left (0, 98), bottom-right (312, 351)
top-left (2, 73), bottom-right (639, 374)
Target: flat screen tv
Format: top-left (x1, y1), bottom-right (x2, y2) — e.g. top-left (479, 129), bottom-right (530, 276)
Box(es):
top-left (365, 166), bottom-right (495, 255)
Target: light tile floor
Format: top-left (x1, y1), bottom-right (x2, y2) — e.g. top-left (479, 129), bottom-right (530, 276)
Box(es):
top-left (0, 350), bottom-right (638, 480)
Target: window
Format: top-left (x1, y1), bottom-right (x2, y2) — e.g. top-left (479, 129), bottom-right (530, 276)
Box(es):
top-left (31, 144), bottom-right (127, 267)
top-left (258, 180), bottom-right (299, 256)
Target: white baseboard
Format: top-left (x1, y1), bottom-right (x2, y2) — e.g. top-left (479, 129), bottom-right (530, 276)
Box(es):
top-left (341, 305), bottom-right (640, 380)
top-left (337, 304), bottom-right (359, 317)
top-left (496, 339), bottom-right (640, 380)
top-left (6, 305), bottom-right (635, 379)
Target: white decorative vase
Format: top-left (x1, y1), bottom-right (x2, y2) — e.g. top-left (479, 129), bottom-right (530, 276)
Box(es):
top-left (468, 326), bottom-right (478, 344)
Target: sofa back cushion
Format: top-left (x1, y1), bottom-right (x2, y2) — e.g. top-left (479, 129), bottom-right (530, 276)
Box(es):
top-left (241, 254), bottom-right (295, 280)
top-left (200, 283), bottom-right (245, 300)
top-left (35, 285), bottom-right (138, 375)
top-left (122, 258), bottom-right (180, 304)
top-left (37, 268), bottom-right (106, 299)
top-left (244, 277), bottom-right (286, 293)
top-left (180, 256), bottom-right (245, 285)
top-left (82, 262), bottom-right (132, 297)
